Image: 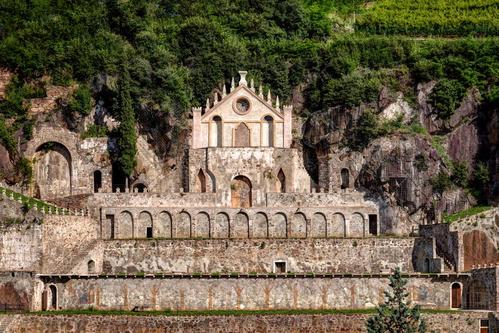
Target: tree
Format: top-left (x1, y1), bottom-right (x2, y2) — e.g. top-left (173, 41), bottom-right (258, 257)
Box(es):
top-left (116, 66), bottom-right (137, 176)
top-left (366, 268), bottom-right (426, 333)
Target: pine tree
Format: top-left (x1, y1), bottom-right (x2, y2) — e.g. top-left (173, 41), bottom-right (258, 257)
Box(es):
top-left (366, 268), bottom-right (426, 333)
top-left (116, 66), bottom-right (137, 176)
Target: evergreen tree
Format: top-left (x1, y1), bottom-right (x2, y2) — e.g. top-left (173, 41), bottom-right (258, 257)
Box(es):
top-left (366, 268), bottom-right (426, 333)
top-left (116, 66), bottom-right (137, 176)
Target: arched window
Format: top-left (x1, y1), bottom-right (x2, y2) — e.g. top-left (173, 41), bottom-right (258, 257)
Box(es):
top-left (277, 169), bottom-right (286, 193)
top-left (195, 169), bottom-right (207, 193)
top-left (212, 116), bottom-right (222, 147)
top-left (263, 115), bottom-right (273, 147)
top-left (49, 285), bottom-right (57, 310)
top-left (235, 123), bottom-right (250, 147)
top-left (451, 282), bottom-right (462, 309)
top-left (466, 281), bottom-right (489, 310)
top-left (341, 168), bottom-right (349, 189)
top-left (88, 260), bottom-right (96, 274)
top-left (93, 170), bottom-right (102, 193)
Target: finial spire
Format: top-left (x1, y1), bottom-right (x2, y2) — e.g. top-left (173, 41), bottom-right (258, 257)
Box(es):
top-left (230, 77), bottom-right (235, 92)
top-left (222, 83), bottom-right (227, 97)
top-left (206, 98), bottom-right (210, 110)
top-left (213, 92), bottom-right (218, 105)
top-left (259, 84), bottom-right (264, 98)
top-left (276, 95), bottom-right (280, 110)
top-left (238, 70), bottom-right (248, 86)
top-left (250, 78), bottom-right (255, 92)
top-left (267, 89), bottom-right (271, 104)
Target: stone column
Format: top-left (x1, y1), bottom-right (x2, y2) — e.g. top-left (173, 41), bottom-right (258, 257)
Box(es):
top-left (283, 105), bottom-right (293, 148)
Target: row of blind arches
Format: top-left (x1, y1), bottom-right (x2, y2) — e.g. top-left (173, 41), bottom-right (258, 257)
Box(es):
top-left (109, 211), bottom-right (372, 239)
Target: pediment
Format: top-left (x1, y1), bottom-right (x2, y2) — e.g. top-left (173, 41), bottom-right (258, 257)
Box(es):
top-left (201, 85), bottom-right (284, 121)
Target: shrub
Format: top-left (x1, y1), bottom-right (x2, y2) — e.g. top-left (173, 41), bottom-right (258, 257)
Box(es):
top-left (451, 161), bottom-right (469, 188)
top-left (431, 172), bottom-right (451, 194)
top-left (429, 79), bottom-right (466, 120)
top-left (345, 109), bottom-right (381, 151)
top-left (67, 85), bottom-right (92, 116)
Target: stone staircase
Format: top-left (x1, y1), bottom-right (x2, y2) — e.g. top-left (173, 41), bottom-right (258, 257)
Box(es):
top-left (436, 243), bottom-right (455, 272)
top-left (51, 239), bottom-right (99, 274)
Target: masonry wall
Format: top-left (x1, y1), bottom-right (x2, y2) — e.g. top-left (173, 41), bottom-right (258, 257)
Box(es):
top-left (99, 238), bottom-right (424, 274)
top-left (2, 312), bottom-right (495, 333)
top-left (0, 223), bottom-right (42, 272)
top-left (48, 276), bottom-right (457, 311)
top-left (0, 272), bottom-right (40, 311)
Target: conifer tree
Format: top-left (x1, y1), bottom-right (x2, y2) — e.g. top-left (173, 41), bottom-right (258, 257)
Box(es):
top-left (116, 66), bottom-right (137, 176)
top-left (366, 268), bottom-right (426, 333)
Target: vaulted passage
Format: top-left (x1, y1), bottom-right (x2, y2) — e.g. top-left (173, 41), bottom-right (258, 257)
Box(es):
top-left (231, 176), bottom-right (252, 208)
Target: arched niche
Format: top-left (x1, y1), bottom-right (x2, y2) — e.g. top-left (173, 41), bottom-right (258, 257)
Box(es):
top-left (133, 182), bottom-right (147, 193)
top-left (328, 213), bottom-right (346, 237)
top-left (262, 115), bottom-right (273, 147)
top-left (349, 213), bottom-right (365, 237)
top-left (33, 142), bottom-right (72, 199)
top-left (451, 282), bottom-right (462, 309)
top-left (137, 211), bottom-right (153, 238)
top-left (157, 211), bottom-right (172, 238)
top-left (211, 116), bottom-right (223, 147)
top-left (269, 213), bottom-right (287, 238)
top-left (276, 169), bottom-right (286, 193)
top-left (212, 213), bottom-right (229, 239)
top-left (193, 212), bottom-right (210, 238)
top-left (311, 213), bottom-right (327, 238)
top-left (175, 212), bottom-right (191, 238)
top-left (290, 213), bottom-right (307, 238)
top-left (88, 260), bottom-right (96, 274)
top-left (252, 212), bottom-right (268, 238)
top-left (231, 212), bottom-right (249, 238)
top-left (118, 211), bottom-right (133, 239)
top-left (231, 175), bottom-right (252, 208)
top-left (195, 169), bottom-right (207, 193)
top-left (340, 168), bottom-right (350, 189)
top-left (466, 280), bottom-right (490, 310)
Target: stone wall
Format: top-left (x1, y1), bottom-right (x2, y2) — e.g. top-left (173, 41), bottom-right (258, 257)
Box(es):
top-left (98, 238), bottom-right (423, 275)
top-left (0, 222), bottom-right (42, 272)
top-left (0, 312), bottom-right (495, 333)
top-left (41, 215), bottom-right (100, 274)
top-left (43, 276), bottom-right (460, 311)
top-left (0, 272), bottom-right (40, 311)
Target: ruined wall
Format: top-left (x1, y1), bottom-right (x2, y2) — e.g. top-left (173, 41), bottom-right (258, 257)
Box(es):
top-left (99, 238), bottom-right (421, 274)
top-left (47, 276), bottom-right (456, 311)
top-left (0, 272), bottom-right (40, 311)
top-left (0, 312), bottom-right (496, 333)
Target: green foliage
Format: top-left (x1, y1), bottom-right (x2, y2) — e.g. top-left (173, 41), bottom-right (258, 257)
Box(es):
top-left (474, 162), bottom-right (490, 187)
top-left (430, 136), bottom-right (451, 166)
top-left (67, 86), bottom-right (92, 116)
top-left (357, 0), bottom-right (499, 36)
top-left (16, 158), bottom-right (32, 184)
top-left (366, 267), bottom-right (426, 333)
top-left (429, 79), bottom-right (466, 119)
top-left (431, 172), bottom-right (451, 194)
top-left (81, 125), bottom-right (108, 139)
top-left (115, 67), bottom-right (137, 176)
top-left (0, 117), bottom-right (16, 156)
top-left (451, 161), bottom-right (469, 188)
top-left (443, 205), bottom-right (492, 223)
top-left (346, 109), bottom-right (382, 151)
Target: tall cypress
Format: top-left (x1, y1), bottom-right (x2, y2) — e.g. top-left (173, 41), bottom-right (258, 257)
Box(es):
top-left (366, 268), bottom-right (426, 333)
top-left (116, 67), bottom-right (137, 176)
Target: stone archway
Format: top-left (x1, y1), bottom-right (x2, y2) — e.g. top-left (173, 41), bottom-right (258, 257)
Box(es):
top-left (33, 142), bottom-right (72, 199)
top-left (231, 176), bottom-right (252, 208)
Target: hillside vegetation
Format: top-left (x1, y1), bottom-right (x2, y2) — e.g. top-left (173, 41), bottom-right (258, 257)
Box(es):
top-left (0, 0), bottom-right (497, 205)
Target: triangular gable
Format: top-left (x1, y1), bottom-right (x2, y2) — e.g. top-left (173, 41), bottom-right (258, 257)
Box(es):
top-left (201, 85), bottom-right (284, 120)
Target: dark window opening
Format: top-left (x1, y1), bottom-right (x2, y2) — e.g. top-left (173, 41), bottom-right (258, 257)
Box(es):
top-left (264, 115), bottom-right (274, 147)
top-left (134, 183), bottom-right (147, 193)
top-left (274, 261), bottom-right (286, 273)
top-left (340, 168), bottom-right (350, 189)
top-left (93, 170), bottom-right (102, 193)
top-left (368, 215), bottom-right (378, 235)
top-left (146, 226), bottom-right (153, 238)
top-left (112, 162), bottom-right (127, 193)
top-left (213, 116), bottom-right (222, 147)
top-left (451, 282), bottom-right (462, 309)
top-left (424, 258), bottom-right (431, 273)
top-left (277, 169), bottom-right (286, 193)
top-left (106, 214), bottom-right (115, 239)
top-left (49, 285), bottom-right (57, 309)
top-left (88, 260), bottom-right (95, 274)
